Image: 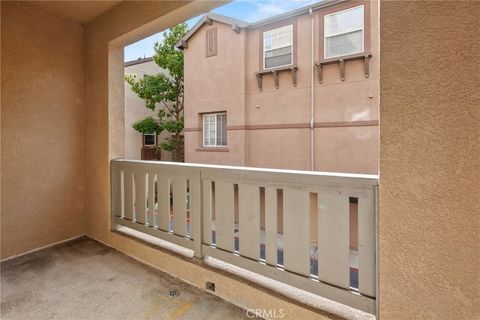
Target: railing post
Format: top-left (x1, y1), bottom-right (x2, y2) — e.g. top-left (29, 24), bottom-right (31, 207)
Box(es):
top-left (192, 169), bottom-right (203, 259)
top-left (375, 184), bottom-right (380, 318)
top-left (110, 161), bottom-right (121, 231)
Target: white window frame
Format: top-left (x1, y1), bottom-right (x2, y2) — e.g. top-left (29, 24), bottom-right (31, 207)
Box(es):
top-left (203, 113), bottom-right (227, 147)
top-left (324, 5), bottom-right (364, 59)
top-left (143, 133), bottom-right (156, 147)
top-left (263, 24), bottom-right (294, 70)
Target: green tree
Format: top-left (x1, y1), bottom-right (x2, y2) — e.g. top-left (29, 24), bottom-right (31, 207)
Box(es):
top-left (125, 23), bottom-right (187, 161)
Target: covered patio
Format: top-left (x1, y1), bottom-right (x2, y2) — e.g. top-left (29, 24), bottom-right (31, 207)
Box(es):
top-left (1, 1), bottom-right (478, 320)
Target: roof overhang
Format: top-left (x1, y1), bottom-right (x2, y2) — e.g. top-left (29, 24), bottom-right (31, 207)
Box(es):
top-left (176, 12), bottom-right (248, 49)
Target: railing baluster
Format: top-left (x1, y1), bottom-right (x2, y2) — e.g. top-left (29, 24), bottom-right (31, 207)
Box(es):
top-left (264, 187), bottom-right (277, 266)
top-left (172, 176), bottom-right (187, 237)
top-left (134, 171), bottom-right (147, 224)
top-left (238, 184), bottom-right (260, 260)
top-left (358, 195), bottom-right (376, 297)
top-left (283, 189), bottom-right (310, 276)
top-left (191, 173), bottom-right (202, 257)
top-left (157, 174), bottom-right (170, 231)
top-left (215, 181), bottom-right (234, 252)
top-left (202, 181), bottom-right (213, 246)
top-left (124, 170), bottom-right (134, 221)
top-left (147, 173), bottom-right (156, 226)
top-left (318, 194), bottom-right (350, 289)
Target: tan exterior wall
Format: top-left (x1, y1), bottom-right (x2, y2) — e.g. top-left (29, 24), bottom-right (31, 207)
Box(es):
top-left (184, 21), bottom-right (246, 166)
top-left (184, 0), bottom-right (379, 174)
top-left (1, 2), bottom-right (86, 258)
top-left (124, 60), bottom-right (172, 161)
top-left (379, 1), bottom-right (480, 319)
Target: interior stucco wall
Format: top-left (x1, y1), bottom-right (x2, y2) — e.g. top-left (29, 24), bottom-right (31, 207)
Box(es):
top-left (379, 1), bottom-right (480, 319)
top-left (1, 2), bottom-right (86, 258)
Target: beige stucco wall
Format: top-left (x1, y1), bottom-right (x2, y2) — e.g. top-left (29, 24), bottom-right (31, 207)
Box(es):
top-left (184, 1), bottom-right (379, 174)
top-left (379, 1), bottom-right (480, 319)
top-left (184, 21), bottom-right (247, 166)
top-left (1, 2), bottom-right (86, 258)
top-left (124, 59), bottom-right (172, 161)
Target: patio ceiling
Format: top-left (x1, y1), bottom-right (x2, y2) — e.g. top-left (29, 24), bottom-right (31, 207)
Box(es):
top-left (30, 0), bottom-right (122, 25)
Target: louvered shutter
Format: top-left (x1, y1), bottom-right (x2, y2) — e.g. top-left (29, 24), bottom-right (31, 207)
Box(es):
top-left (206, 28), bottom-right (217, 57)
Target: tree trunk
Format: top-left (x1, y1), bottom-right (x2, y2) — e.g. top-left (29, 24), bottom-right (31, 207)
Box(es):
top-left (173, 132), bottom-right (183, 162)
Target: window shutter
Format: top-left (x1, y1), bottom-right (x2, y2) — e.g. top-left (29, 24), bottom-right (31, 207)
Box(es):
top-left (206, 28), bottom-right (217, 57)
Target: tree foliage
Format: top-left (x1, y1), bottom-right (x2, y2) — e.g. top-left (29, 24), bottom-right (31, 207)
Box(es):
top-left (131, 117), bottom-right (161, 134)
top-left (125, 23), bottom-right (187, 161)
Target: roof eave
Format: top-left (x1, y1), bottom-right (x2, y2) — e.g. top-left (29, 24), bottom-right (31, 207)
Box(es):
top-left (249, 0), bottom-right (348, 28)
top-left (176, 13), bottom-right (248, 49)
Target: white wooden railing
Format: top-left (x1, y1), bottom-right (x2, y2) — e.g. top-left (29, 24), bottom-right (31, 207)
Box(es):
top-left (111, 159), bottom-right (378, 314)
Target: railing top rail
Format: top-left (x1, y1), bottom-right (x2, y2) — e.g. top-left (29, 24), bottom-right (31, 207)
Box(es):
top-left (111, 159), bottom-right (379, 186)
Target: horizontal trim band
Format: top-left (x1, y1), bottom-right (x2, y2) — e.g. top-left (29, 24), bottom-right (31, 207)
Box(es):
top-left (184, 120), bottom-right (378, 132)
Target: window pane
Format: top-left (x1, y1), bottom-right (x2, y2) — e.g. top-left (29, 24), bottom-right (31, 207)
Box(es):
top-left (265, 46), bottom-right (291, 58)
top-left (144, 134), bottom-right (155, 146)
top-left (204, 114), bottom-right (214, 146)
top-left (325, 30), bottom-right (363, 58)
top-left (265, 53), bottom-right (292, 69)
top-left (216, 115), bottom-right (222, 145)
top-left (264, 36), bottom-right (273, 50)
top-left (325, 6), bottom-right (363, 36)
top-left (264, 25), bottom-right (292, 51)
top-left (217, 114), bottom-right (227, 146)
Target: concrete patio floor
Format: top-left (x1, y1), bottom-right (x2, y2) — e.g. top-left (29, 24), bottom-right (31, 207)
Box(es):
top-left (1, 237), bottom-right (249, 320)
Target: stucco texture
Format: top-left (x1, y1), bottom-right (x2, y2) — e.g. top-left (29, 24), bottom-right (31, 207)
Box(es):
top-left (379, 1), bottom-right (480, 319)
top-left (1, 2), bottom-right (86, 258)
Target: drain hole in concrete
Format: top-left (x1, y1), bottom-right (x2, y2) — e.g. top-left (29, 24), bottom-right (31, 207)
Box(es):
top-left (206, 281), bottom-right (215, 292)
top-left (168, 289), bottom-right (180, 297)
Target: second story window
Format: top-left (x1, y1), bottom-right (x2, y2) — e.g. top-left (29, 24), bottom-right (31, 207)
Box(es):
top-left (143, 133), bottom-right (156, 147)
top-left (263, 24), bottom-right (293, 69)
top-left (324, 5), bottom-right (364, 59)
top-left (203, 113), bottom-right (227, 147)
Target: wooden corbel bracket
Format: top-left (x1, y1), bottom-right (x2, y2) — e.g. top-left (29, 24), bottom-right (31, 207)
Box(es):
top-left (255, 66), bottom-right (298, 91)
top-left (315, 53), bottom-right (372, 83)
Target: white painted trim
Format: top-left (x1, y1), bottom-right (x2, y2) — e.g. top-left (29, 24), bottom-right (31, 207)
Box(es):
top-left (0, 235), bottom-right (85, 263)
top-left (204, 256), bottom-right (376, 320)
top-left (114, 226), bottom-right (194, 258)
top-left (111, 159), bottom-right (378, 183)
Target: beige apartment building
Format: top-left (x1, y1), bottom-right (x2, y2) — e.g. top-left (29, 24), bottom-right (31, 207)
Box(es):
top-left (124, 57), bottom-right (172, 161)
top-left (180, 0), bottom-right (378, 174)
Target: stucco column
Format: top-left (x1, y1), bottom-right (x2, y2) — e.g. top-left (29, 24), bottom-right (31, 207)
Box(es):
top-left (379, 1), bottom-right (479, 318)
